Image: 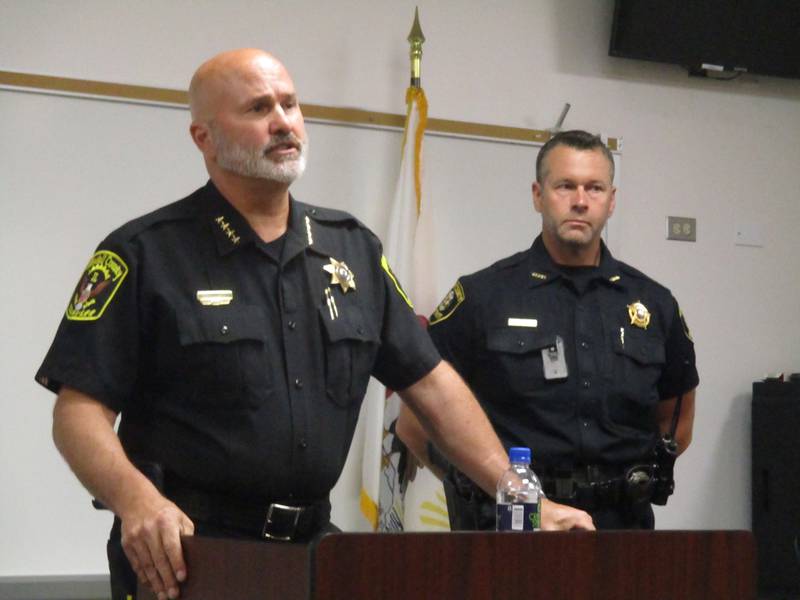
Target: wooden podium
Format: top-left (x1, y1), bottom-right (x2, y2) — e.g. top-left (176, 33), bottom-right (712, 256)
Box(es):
top-left (139, 530), bottom-right (755, 599)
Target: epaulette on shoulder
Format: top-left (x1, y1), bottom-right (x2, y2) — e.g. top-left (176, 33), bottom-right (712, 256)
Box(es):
top-left (460, 249), bottom-right (529, 287)
top-left (616, 260), bottom-right (650, 281)
top-left (112, 191), bottom-right (199, 243)
top-left (489, 249), bottom-right (529, 271)
top-left (301, 202), bottom-right (361, 227)
top-left (616, 260), bottom-right (670, 293)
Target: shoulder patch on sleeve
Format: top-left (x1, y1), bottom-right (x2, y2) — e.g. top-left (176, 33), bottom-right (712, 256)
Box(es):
top-left (66, 250), bottom-right (129, 321)
top-left (380, 255), bottom-right (413, 309)
top-left (430, 281), bottom-right (465, 325)
top-left (679, 306), bottom-right (693, 342)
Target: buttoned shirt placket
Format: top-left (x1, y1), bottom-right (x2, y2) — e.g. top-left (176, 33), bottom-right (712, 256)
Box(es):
top-left (278, 213), bottom-right (315, 501)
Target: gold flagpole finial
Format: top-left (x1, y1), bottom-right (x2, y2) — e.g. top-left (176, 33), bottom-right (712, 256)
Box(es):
top-left (407, 7), bottom-right (425, 88)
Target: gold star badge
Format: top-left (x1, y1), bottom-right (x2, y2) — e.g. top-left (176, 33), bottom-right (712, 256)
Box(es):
top-left (323, 257), bottom-right (356, 293)
top-left (627, 301), bottom-right (651, 329)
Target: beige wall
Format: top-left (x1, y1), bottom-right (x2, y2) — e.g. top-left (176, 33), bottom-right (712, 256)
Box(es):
top-left (2, 0), bottom-right (800, 577)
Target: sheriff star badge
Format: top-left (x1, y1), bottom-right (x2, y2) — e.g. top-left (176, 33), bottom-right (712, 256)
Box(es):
top-left (323, 257), bottom-right (356, 293)
top-left (627, 300), bottom-right (651, 329)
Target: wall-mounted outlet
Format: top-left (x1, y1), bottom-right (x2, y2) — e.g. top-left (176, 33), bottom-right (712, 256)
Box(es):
top-left (734, 223), bottom-right (764, 247)
top-left (667, 216), bottom-right (696, 242)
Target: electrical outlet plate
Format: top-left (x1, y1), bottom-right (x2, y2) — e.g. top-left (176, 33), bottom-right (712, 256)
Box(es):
top-left (734, 223), bottom-right (764, 247)
top-left (666, 216), bottom-right (696, 242)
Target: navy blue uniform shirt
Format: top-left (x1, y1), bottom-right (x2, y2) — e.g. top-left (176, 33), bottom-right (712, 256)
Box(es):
top-left (428, 235), bottom-right (698, 468)
top-left (36, 181), bottom-right (440, 503)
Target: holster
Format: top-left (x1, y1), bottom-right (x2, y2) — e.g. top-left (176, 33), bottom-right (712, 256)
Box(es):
top-left (97, 460), bottom-right (164, 600)
top-left (443, 468), bottom-right (494, 531)
top-left (108, 517), bottom-right (137, 600)
top-left (621, 434), bottom-right (678, 508)
top-left (650, 435), bottom-right (678, 505)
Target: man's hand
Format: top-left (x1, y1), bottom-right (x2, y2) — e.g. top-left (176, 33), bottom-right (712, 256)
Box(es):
top-left (51, 387), bottom-right (196, 599)
top-left (120, 499), bottom-right (194, 600)
top-left (540, 497), bottom-right (595, 530)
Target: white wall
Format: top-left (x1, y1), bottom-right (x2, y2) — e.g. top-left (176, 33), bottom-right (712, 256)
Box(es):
top-left (2, 0), bottom-right (800, 578)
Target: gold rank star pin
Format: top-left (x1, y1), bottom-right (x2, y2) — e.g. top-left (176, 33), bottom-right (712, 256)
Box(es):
top-left (323, 257), bottom-right (356, 293)
top-left (627, 300), bottom-right (651, 329)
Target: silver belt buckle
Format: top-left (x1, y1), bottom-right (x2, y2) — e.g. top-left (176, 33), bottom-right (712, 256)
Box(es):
top-left (262, 503), bottom-right (303, 541)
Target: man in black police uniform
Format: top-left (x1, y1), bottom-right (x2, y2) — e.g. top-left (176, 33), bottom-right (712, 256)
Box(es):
top-left (398, 129), bottom-right (698, 530)
top-left (36, 50), bottom-right (593, 600)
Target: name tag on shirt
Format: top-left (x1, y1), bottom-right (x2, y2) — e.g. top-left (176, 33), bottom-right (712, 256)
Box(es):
top-left (542, 335), bottom-right (568, 380)
top-left (507, 317), bottom-right (538, 328)
top-left (196, 290), bottom-right (233, 306)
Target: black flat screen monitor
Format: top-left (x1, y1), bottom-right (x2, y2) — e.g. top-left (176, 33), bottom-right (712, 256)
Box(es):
top-left (609, 1), bottom-right (800, 79)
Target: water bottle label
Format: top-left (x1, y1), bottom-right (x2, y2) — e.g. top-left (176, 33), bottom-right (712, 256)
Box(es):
top-left (496, 502), bottom-right (540, 531)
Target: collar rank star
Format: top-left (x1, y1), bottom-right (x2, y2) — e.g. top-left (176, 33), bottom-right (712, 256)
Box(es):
top-left (627, 300), bottom-right (651, 329)
top-left (215, 215), bottom-right (240, 245)
top-left (323, 257), bottom-right (356, 293)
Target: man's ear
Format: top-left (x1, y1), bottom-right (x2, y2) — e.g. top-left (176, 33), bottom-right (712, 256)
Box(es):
top-left (190, 122), bottom-right (211, 153)
top-left (532, 181), bottom-right (543, 214)
top-left (608, 185), bottom-right (617, 218)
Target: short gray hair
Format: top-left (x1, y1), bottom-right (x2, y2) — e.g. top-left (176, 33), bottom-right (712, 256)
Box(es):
top-left (536, 130), bottom-right (614, 184)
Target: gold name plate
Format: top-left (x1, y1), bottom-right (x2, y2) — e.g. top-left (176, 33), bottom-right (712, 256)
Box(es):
top-left (196, 290), bottom-right (233, 306)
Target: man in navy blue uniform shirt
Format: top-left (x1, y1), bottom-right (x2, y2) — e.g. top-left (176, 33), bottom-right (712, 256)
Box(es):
top-left (398, 130), bottom-right (698, 531)
top-left (36, 50), bottom-right (593, 600)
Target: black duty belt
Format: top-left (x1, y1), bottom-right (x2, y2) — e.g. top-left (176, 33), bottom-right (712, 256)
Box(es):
top-left (537, 464), bottom-right (628, 507)
top-left (167, 486), bottom-right (329, 542)
top-left (444, 462), bottom-right (654, 526)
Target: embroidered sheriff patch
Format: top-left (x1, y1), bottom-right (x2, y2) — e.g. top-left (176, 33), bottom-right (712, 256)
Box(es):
top-left (66, 250), bottom-right (128, 321)
top-left (430, 281), bottom-right (465, 325)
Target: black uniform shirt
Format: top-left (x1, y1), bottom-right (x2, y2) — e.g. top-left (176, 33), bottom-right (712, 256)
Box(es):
top-left (428, 235), bottom-right (698, 467)
top-left (36, 182), bottom-right (440, 502)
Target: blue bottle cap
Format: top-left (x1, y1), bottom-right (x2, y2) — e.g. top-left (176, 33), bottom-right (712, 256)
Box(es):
top-left (508, 447), bottom-right (531, 463)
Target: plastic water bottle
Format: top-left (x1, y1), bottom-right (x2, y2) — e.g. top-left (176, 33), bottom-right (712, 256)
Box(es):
top-left (496, 447), bottom-right (542, 531)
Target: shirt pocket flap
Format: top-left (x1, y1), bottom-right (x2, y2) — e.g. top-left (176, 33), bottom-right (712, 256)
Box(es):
top-left (613, 330), bottom-right (665, 366)
top-left (487, 327), bottom-right (558, 355)
top-left (177, 304), bottom-right (268, 345)
top-left (319, 305), bottom-right (380, 344)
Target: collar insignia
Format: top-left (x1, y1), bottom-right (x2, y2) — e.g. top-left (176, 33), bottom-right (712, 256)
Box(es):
top-left (323, 257), bottom-right (356, 293)
top-left (215, 215), bottom-right (240, 245)
top-left (531, 272), bottom-right (548, 280)
top-left (609, 275), bottom-right (621, 282)
top-left (627, 300), bottom-right (651, 329)
top-left (304, 215), bottom-right (314, 245)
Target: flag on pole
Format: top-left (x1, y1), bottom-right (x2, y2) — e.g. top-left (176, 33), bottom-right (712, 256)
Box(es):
top-left (396, 88), bottom-right (450, 532)
top-left (359, 84), bottom-right (448, 531)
